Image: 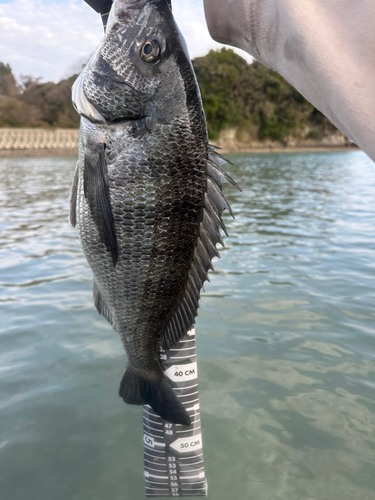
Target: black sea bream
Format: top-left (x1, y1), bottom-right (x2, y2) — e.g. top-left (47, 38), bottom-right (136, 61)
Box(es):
top-left (70, 0), bottom-right (239, 425)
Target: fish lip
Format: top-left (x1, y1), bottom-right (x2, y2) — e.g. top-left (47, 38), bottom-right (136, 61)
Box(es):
top-left (91, 70), bottom-right (144, 97)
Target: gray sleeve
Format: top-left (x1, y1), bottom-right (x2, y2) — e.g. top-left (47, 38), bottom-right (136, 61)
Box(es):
top-left (203, 0), bottom-right (375, 162)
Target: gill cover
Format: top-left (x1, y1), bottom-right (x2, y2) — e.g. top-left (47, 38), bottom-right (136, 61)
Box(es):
top-left (72, 69), bottom-right (106, 124)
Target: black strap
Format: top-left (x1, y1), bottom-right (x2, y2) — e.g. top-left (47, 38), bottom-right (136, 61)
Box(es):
top-left (84, 0), bottom-right (113, 29)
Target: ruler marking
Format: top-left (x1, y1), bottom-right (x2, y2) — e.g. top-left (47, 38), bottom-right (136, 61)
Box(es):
top-left (174, 418), bottom-right (200, 428)
top-left (145, 495), bottom-right (169, 497)
top-left (143, 415), bottom-right (163, 426)
top-left (176, 427), bottom-right (201, 434)
top-left (144, 450), bottom-right (165, 457)
top-left (143, 426), bottom-right (164, 434)
top-left (145, 478), bottom-right (169, 483)
top-left (144, 406), bottom-right (162, 416)
top-left (143, 408), bottom-right (163, 419)
top-left (179, 460), bottom-right (204, 467)
top-left (144, 457), bottom-right (167, 465)
top-left (180, 480), bottom-right (206, 484)
top-left (180, 467), bottom-right (205, 472)
top-left (143, 431), bottom-right (164, 438)
top-left (183, 425), bottom-right (201, 432)
top-left (177, 391), bottom-right (199, 398)
top-left (170, 355), bottom-right (197, 360)
top-left (181, 488), bottom-right (206, 492)
top-left (145, 487), bottom-right (170, 491)
top-left (179, 453), bottom-right (203, 459)
top-left (144, 471), bottom-right (169, 479)
top-left (144, 459), bottom-right (167, 467)
top-left (145, 494), bottom-right (175, 497)
top-left (172, 383), bottom-right (198, 391)
top-left (145, 483), bottom-right (169, 487)
top-left (145, 482), bottom-right (169, 486)
top-left (169, 346), bottom-right (194, 351)
top-left (186, 398), bottom-right (200, 405)
top-left (145, 465), bottom-right (169, 473)
top-left (181, 483), bottom-right (207, 496)
top-left (144, 444), bottom-right (166, 453)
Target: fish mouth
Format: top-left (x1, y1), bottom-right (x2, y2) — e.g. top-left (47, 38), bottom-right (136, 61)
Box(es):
top-left (109, 115), bottom-right (143, 124)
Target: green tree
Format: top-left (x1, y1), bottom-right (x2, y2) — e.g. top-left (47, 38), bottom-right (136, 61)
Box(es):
top-left (193, 48), bottom-right (335, 142)
top-left (20, 74), bottom-right (80, 127)
top-left (0, 63), bottom-right (19, 98)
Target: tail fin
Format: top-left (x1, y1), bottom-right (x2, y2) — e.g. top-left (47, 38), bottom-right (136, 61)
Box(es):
top-left (119, 367), bottom-right (191, 426)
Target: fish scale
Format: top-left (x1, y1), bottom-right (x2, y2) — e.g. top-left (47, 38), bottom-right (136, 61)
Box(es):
top-left (71, 0), bottom-right (240, 425)
top-left (76, 119), bottom-right (206, 373)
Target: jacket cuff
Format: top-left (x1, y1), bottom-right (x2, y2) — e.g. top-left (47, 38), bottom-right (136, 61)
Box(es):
top-left (203, 0), bottom-right (256, 57)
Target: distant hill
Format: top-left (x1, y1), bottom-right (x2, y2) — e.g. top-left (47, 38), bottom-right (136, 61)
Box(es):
top-left (193, 48), bottom-right (338, 142)
top-left (0, 62), bottom-right (79, 129)
top-left (0, 49), bottom-right (340, 144)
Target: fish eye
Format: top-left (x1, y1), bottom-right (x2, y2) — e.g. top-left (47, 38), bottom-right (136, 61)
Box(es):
top-left (141, 39), bottom-right (161, 63)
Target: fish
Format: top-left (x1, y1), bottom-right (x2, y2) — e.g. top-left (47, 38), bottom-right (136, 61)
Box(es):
top-left (70, 0), bottom-right (240, 425)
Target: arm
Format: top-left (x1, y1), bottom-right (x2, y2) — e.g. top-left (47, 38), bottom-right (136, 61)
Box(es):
top-left (203, 0), bottom-right (375, 162)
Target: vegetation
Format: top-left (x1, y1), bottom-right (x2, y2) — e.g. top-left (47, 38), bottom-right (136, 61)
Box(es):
top-left (192, 48), bottom-right (337, 141)
top-left (0, 49), bottom-right (337, 141)
top-left (0, 63), bottom-right (79, 128)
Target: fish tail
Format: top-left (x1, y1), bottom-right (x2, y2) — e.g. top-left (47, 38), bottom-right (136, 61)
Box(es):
top-left (119, 367), bottom-right (191, 426)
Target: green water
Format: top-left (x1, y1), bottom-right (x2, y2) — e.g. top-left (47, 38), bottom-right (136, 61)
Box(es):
top-left (1, 151), bottom-right (375, 500)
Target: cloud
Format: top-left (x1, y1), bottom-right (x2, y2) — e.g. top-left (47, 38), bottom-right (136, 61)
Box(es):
top-left (0, 0), bottom-right (251, 82)
top-left (0, 0), bottom-right (102, 81)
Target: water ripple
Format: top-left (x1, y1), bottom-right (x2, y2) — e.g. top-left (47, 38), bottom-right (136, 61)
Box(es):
top-left (1, 152), bottom-right (375, 499)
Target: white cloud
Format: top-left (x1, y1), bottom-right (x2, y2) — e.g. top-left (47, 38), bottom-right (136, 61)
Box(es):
top-left (0, 0), bottom-right (251, 83)
top-left (0, 0), bottom-right (103, 81)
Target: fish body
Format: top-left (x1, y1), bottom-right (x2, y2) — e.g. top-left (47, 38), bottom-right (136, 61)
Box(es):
top-left (70, 0), bottom-right (239, 425)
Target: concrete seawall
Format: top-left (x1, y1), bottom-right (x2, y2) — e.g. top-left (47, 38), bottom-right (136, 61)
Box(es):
top-left (0, 127), bottom-right (358, 158)
top-left (0, 128), bottom-right (79, 157)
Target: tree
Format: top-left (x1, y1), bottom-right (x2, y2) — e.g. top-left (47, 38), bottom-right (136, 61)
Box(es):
top-left (0, 63), bottom-right (19, 98)
top-left (192, 48), bottom-right (335, 142)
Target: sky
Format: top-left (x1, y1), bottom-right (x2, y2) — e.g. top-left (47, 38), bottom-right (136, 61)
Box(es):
top-left (0, 0), bottom-right (252, 83)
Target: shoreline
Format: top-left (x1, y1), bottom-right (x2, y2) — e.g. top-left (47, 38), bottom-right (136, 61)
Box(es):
top-left (0, 148), bottom-right (78, 158)
top-left (216, 145), bottom-right (359, 155)
top-left (0, 145), bottom-right (358, 158)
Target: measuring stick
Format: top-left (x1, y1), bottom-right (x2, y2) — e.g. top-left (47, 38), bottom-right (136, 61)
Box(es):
top-left (143, 329), bottom-right (207, 497)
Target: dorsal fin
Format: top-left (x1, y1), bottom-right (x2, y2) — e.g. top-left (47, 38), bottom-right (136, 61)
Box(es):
top-left (160, 146), bottom-right (240, 349)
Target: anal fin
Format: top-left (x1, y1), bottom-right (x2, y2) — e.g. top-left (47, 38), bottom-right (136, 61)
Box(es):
top-left (93, 281), bottom-right (115, 328)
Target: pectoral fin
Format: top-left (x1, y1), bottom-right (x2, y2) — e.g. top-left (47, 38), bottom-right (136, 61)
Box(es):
top-left (84, 142), bottom-right (118, 266)
top-left (69, 161), bottom-right (79, 227)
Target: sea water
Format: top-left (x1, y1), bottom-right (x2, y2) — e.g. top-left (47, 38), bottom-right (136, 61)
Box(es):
top-left (1, 151), bottom-right (375, 500)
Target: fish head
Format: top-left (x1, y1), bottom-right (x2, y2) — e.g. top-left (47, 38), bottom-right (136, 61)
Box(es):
top-left (73, 0), bottom-right (199, 128)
